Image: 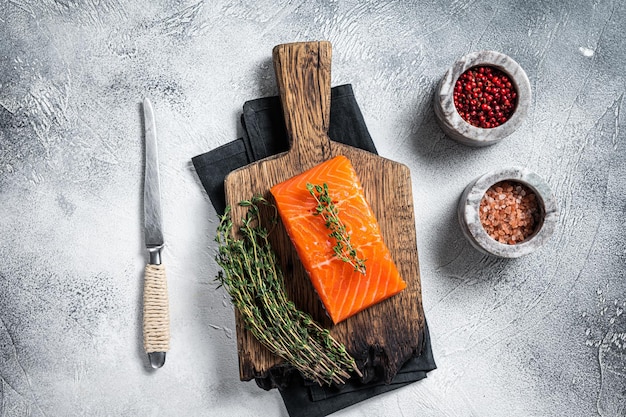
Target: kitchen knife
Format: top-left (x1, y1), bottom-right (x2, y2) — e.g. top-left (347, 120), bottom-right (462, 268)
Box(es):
top-left (142, 97), bottom-right (169, 368)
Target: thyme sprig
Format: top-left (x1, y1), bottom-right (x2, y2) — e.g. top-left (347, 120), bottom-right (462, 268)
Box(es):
top-left (306, 183), bottom-right (367, 274)
top-left (215, 195), bottom-right (361, 386)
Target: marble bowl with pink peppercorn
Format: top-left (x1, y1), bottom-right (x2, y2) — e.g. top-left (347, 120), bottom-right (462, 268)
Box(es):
top-left (434, 50), bottom-right (532, 146)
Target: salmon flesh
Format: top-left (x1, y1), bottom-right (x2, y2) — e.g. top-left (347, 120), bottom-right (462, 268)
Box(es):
top-left (270, 155), bottom-right (407, 324)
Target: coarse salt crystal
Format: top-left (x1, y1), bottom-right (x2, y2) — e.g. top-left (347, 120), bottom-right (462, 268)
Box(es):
top-left (479, 181), bottom-right (539, 245)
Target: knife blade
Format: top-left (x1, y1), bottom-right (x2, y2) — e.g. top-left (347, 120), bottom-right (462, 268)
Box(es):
top-left (142, 97), bottom-right (169, 369)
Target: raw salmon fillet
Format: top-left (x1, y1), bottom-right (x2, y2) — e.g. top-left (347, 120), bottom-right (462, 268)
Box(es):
top-left (270, 155), bottom-right (406, 324)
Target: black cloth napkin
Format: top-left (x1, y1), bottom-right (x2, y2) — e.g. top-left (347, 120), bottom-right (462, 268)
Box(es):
top-left (192, 84), bottom-right (436, 417)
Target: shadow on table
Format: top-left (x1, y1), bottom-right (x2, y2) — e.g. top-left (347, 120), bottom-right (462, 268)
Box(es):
top-left (400, 83), bottom-right (513, 279)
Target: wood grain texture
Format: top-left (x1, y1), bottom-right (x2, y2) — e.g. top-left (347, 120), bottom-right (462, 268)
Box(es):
top-left (224, 41), bottom-right (424, 385)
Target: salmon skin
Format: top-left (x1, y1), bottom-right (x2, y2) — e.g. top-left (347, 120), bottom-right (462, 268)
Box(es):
top-left (270, 155), bottom-right (407, 324)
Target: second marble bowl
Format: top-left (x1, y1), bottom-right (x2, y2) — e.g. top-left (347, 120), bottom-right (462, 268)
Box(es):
top-left (458, 167), bottom-right (558, 258)
top-left (434, 50), bottom-right (531, 146)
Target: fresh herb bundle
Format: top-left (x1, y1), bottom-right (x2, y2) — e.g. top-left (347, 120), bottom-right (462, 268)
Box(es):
top-left (306, 182), bottom-right (367, 274)
top-left (215, 195), bottom-right (361, 386)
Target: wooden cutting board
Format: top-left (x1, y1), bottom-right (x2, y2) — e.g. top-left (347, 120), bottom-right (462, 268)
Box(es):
top-left (224, 41), bottom-right (425, 385)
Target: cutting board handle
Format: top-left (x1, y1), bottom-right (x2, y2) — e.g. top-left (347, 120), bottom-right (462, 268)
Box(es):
top-left (272, 41), bottom-right (332, 162)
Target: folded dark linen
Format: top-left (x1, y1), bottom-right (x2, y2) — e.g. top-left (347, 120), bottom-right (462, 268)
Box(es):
top-left (192, 85), bottom-right (378, 216)
top-left (192, 84), bottom-right (436, 417)
top-left (280, 322), bottom-right (435, 417)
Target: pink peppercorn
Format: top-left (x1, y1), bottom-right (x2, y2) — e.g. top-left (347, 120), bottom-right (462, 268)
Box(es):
top-left (453, 66), bottom-right (518, 129)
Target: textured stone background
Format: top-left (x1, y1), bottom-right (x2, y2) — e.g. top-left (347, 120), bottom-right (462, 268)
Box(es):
top-left (1, 1), bottom-right (625, 416)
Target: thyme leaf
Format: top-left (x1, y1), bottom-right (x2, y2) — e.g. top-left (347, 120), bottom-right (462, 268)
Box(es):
top-left (306, 183), bottom-right (367, 274)
top-left (215, 195), bottom-right (361, 386)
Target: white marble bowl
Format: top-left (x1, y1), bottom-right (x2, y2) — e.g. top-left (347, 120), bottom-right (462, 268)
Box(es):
top-left (433, 50), bottom-right (531, 146)
top-left (458, 167), bottom-right (558, 258)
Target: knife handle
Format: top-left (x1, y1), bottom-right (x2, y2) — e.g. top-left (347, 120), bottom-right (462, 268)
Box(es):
top-left (143, 263), bottom-right (169, 367)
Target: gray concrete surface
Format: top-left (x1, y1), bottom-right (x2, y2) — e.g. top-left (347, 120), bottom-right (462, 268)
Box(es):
top-left (1, 1), bottom-right (624, 416)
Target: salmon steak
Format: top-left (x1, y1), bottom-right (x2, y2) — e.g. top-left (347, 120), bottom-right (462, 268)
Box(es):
top-left (270, 155), bottom-right (407, 324)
